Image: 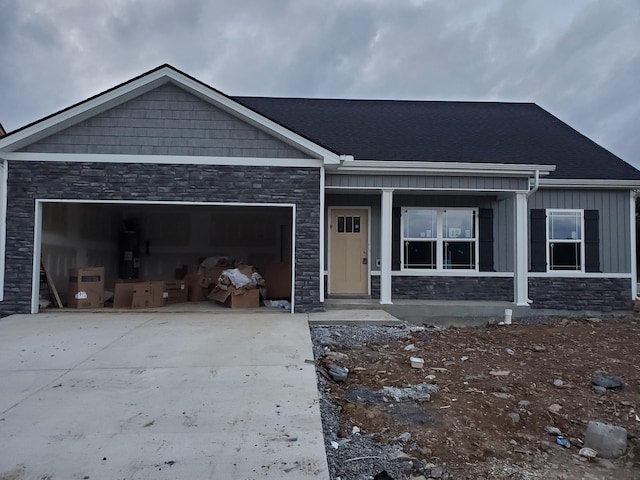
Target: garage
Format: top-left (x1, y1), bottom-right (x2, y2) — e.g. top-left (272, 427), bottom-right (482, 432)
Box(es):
top-left (35, 200), bottom-right (294, 312)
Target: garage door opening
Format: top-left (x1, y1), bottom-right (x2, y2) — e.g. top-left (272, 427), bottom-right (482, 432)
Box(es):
top-left (33, 201), bottom-right (294, 313)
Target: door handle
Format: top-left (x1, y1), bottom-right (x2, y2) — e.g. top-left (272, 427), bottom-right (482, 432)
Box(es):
top-left (362, 258), bottom-right (368, 265)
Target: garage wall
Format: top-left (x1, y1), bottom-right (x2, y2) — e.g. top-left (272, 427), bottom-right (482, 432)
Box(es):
top-left (2, 162), bottom-right (321, 314)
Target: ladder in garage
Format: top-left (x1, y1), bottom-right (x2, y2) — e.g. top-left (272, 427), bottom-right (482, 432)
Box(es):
top-left (40, 259), bottom-right (63, 309)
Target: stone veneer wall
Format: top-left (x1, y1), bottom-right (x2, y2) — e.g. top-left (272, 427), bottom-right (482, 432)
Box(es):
top-left (391, 276), bottom-right (513, 301)
top-left (529, 277), bottom-right (631, 311)
top-left (2, 162), bottom-right (322, 314)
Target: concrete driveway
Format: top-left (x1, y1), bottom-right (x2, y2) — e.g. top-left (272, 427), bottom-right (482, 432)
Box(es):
top-left (0, 311), bottom-right (328, 479)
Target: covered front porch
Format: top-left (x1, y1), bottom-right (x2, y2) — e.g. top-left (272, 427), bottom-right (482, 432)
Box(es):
top-left (321, 162), bottom-right (554, 309)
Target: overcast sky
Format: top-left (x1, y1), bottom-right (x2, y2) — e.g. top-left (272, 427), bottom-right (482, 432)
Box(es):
top-left (1, 0), bottom-right (638, 168)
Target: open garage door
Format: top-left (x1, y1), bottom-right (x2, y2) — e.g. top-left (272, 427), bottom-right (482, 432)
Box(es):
top-left (33, 201), bottom-right (294, 313)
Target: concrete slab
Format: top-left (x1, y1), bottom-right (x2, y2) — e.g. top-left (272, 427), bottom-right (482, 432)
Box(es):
top-left (0, 312), bottom-right (328, 479)
top-left (308, 308), bottom-right (403, 326)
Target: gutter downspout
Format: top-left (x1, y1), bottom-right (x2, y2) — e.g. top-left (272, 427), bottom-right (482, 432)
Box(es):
top-left (526, 169), bottom-right (540, 198)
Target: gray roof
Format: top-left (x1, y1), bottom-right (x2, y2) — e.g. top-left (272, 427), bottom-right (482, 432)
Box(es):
top-left (234, 96), bottom-right (640, 180)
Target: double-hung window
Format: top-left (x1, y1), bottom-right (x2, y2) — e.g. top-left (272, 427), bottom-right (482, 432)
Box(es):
top-left (547, 209), bottom-right (584, 271)
top-left (402, 208), bottom-right (478, 271)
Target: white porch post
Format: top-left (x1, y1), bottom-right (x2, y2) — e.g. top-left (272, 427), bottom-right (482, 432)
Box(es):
top-left (631, 190), bottom-right (637, 300)
top-left (380, 189), bottom-right (394, 304)
top-left (514, 192), bottom-right (529, 306)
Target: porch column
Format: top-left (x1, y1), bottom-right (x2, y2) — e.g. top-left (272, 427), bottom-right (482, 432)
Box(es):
top-left (514, 192), bottom-right (529, 306)
top-left (380, 189), bottom-right (394, 304)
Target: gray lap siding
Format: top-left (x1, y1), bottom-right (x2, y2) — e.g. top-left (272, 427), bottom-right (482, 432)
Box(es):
top-left (2, 161), bottom-right (322, 314)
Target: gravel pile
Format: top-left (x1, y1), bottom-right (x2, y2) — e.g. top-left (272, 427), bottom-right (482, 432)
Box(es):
top-left (311, 324), bottom-right (447, 480)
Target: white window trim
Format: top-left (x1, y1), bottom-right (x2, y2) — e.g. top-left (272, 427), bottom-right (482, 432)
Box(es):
top-left (400, 207), bottom-right (479, 273)
top-left (546, 208), bottom-right (585, 273)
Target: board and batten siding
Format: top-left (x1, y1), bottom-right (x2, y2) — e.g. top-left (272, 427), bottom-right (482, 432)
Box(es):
top-left (19, 83), bottom-right (312, 159)
top-left (528, 189), bottom-right (631, 273)
top-left (325, 174), bottom-right (527, 191)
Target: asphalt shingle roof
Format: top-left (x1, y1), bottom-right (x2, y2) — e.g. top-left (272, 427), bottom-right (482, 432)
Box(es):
top-left (233, 96), bottom-right (640, 180)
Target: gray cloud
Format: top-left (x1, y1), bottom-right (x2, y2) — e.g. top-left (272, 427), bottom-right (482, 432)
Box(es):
top-left (0, 0), bottom-right (638, 168)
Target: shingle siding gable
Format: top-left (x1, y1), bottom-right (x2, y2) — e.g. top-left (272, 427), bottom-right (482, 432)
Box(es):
top-left (19, 83), bottom-right (312, 159)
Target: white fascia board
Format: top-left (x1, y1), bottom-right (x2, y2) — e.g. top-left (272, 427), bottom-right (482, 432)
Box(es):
top-left (1, 152), bottom-right (323, 168)
top-left (0, 66), bottom-right (342, 165)
top-left (332, 160), bottom-right (556, 177)
top-left (539, 179), bottom-right (640, 189)
top-left (0, 75), bottom-right (167, 152)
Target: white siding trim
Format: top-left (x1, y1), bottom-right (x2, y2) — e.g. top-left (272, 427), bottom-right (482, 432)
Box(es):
top-left (631, 191), bottom-right (637, 299)
top-left (540, 179), bottom-right (640, 189)
top-left (319, 166), bottom-right (325, 303)
top-left (326, 185), bottom-right (529, 193)
top-left (528, 272), bottom-right (633, 278)
top-left (31, 198), bottom-right (297, 314)
top-left (1, 152), bottom-right (324, 168)
top-left (0, 161), bottom-right (7, 301)
top-left (391, 270), bottom-right (514, 277)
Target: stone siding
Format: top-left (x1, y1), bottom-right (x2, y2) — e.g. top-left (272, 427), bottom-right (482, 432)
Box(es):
top-left (529, 277), bottom-right (631, 311)
top-left (2, 161), bottom-right (322, 314)
top-left (392, 276), bottom-right (513, 301)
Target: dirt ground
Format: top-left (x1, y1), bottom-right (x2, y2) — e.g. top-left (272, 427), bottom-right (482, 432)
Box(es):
top-left (313, 315), bottom-right (640, 480)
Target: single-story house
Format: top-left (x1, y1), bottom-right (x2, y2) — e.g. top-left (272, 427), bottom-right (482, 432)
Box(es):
top-left (0, 64), bottom-right (638, 314)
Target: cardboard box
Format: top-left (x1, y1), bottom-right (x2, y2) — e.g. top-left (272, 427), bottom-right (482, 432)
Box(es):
top-left (262, 262), bottom-right (292, 300)
top-left (165, 280), bottom-right (188, 304)
top-left (113, 280), bottom-right (138, 309)
top-left (208, 287), bottom-right (260, 309)
top-left (68, 267), bottom-right (105, 308)
top-left (131, 281), bottom-right (165, 309)
top-left (184, 274), bottom-right (210, 302)
top-left (114, 281), bottom-right (165, 309)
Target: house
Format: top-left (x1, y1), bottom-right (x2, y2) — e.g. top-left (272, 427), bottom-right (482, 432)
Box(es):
top-left (0, 64), bottom-right (638, 315)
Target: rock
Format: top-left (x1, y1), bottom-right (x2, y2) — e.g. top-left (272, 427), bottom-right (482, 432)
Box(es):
top-left (489, 370), bottom-right (510, 376)
top-left (460, 356), bottom-right (469, 361)
top-left (493, 392), bottom-right (514, 400)
top-left (380, 383), bottom-right (438, 402)
top-left (553, 379), bottom-right (564, 388)
top-left (548, 403), bottom-right (562, 414)
top-left (505, 348), bottom-right (515, 356)
top-left (352, 426), bottom-right (361, 435)
top-left (579, 447), bottom-right (598, 459)
top-left (325, 351), bottom-right (349, 362)
top-left (518, 400), bottom-right (531, 409)
top-left (556, 436), bottom-right (571, 448)
top-left (532, 345), bottom-right (546, 352)
top-left (428, 466), bottom-right (444, 479)
top-left (539, 440), bottom-right (554, 452)
top-left (404, 343), bottom-right (416, 351)
top-left (593, 385), bottom-right (607, 394)
top-left (328, 364), bottom-right (349, 382)
top-left (583, 421), bottom-right (627, 458)
top-left (507, 412), bottom-right (521, 425)
top-left (592, 375), bottom-right (624, 389)
top-left (330, 441), bottom-right (339, 449)
top-left (545, 426), bottom-right (562, 436)
top-left (397, 432), bottom-right (412, 442)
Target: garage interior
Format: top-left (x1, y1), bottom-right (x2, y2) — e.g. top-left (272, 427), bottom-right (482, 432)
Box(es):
top-left (38, 202), bottom-right (293, 310)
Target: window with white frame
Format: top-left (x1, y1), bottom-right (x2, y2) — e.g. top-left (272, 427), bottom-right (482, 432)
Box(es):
top-left (547, 209), bottom-right (584, 271)
top-left (402, 208), bottom-right (478, 270)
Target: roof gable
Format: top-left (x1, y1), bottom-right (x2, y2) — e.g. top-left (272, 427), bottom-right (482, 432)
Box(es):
top-left (18, 83), bottom-right (311, 159)
top-left (0, 65), bottom-right (339, 163)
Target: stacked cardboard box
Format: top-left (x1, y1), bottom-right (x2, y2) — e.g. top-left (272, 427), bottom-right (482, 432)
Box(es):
top-left (164, 280), bottom-right (188, 304)
top-left (113, 281), bottom-right (165, 309)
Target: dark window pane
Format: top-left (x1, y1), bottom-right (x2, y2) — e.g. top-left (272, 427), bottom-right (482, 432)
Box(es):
top-left (346, 216), bottom-right (353, 233)
top-left (550, 242), bottom-right (581, 270)
top-left (353, 216), bottom-right (361, 233)
top-left (337, 216), bottom-right (344, 233)
top-left (404, 241), bottom-right (436, 269)
top-left (443, 241), bottom-right (475, 269)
